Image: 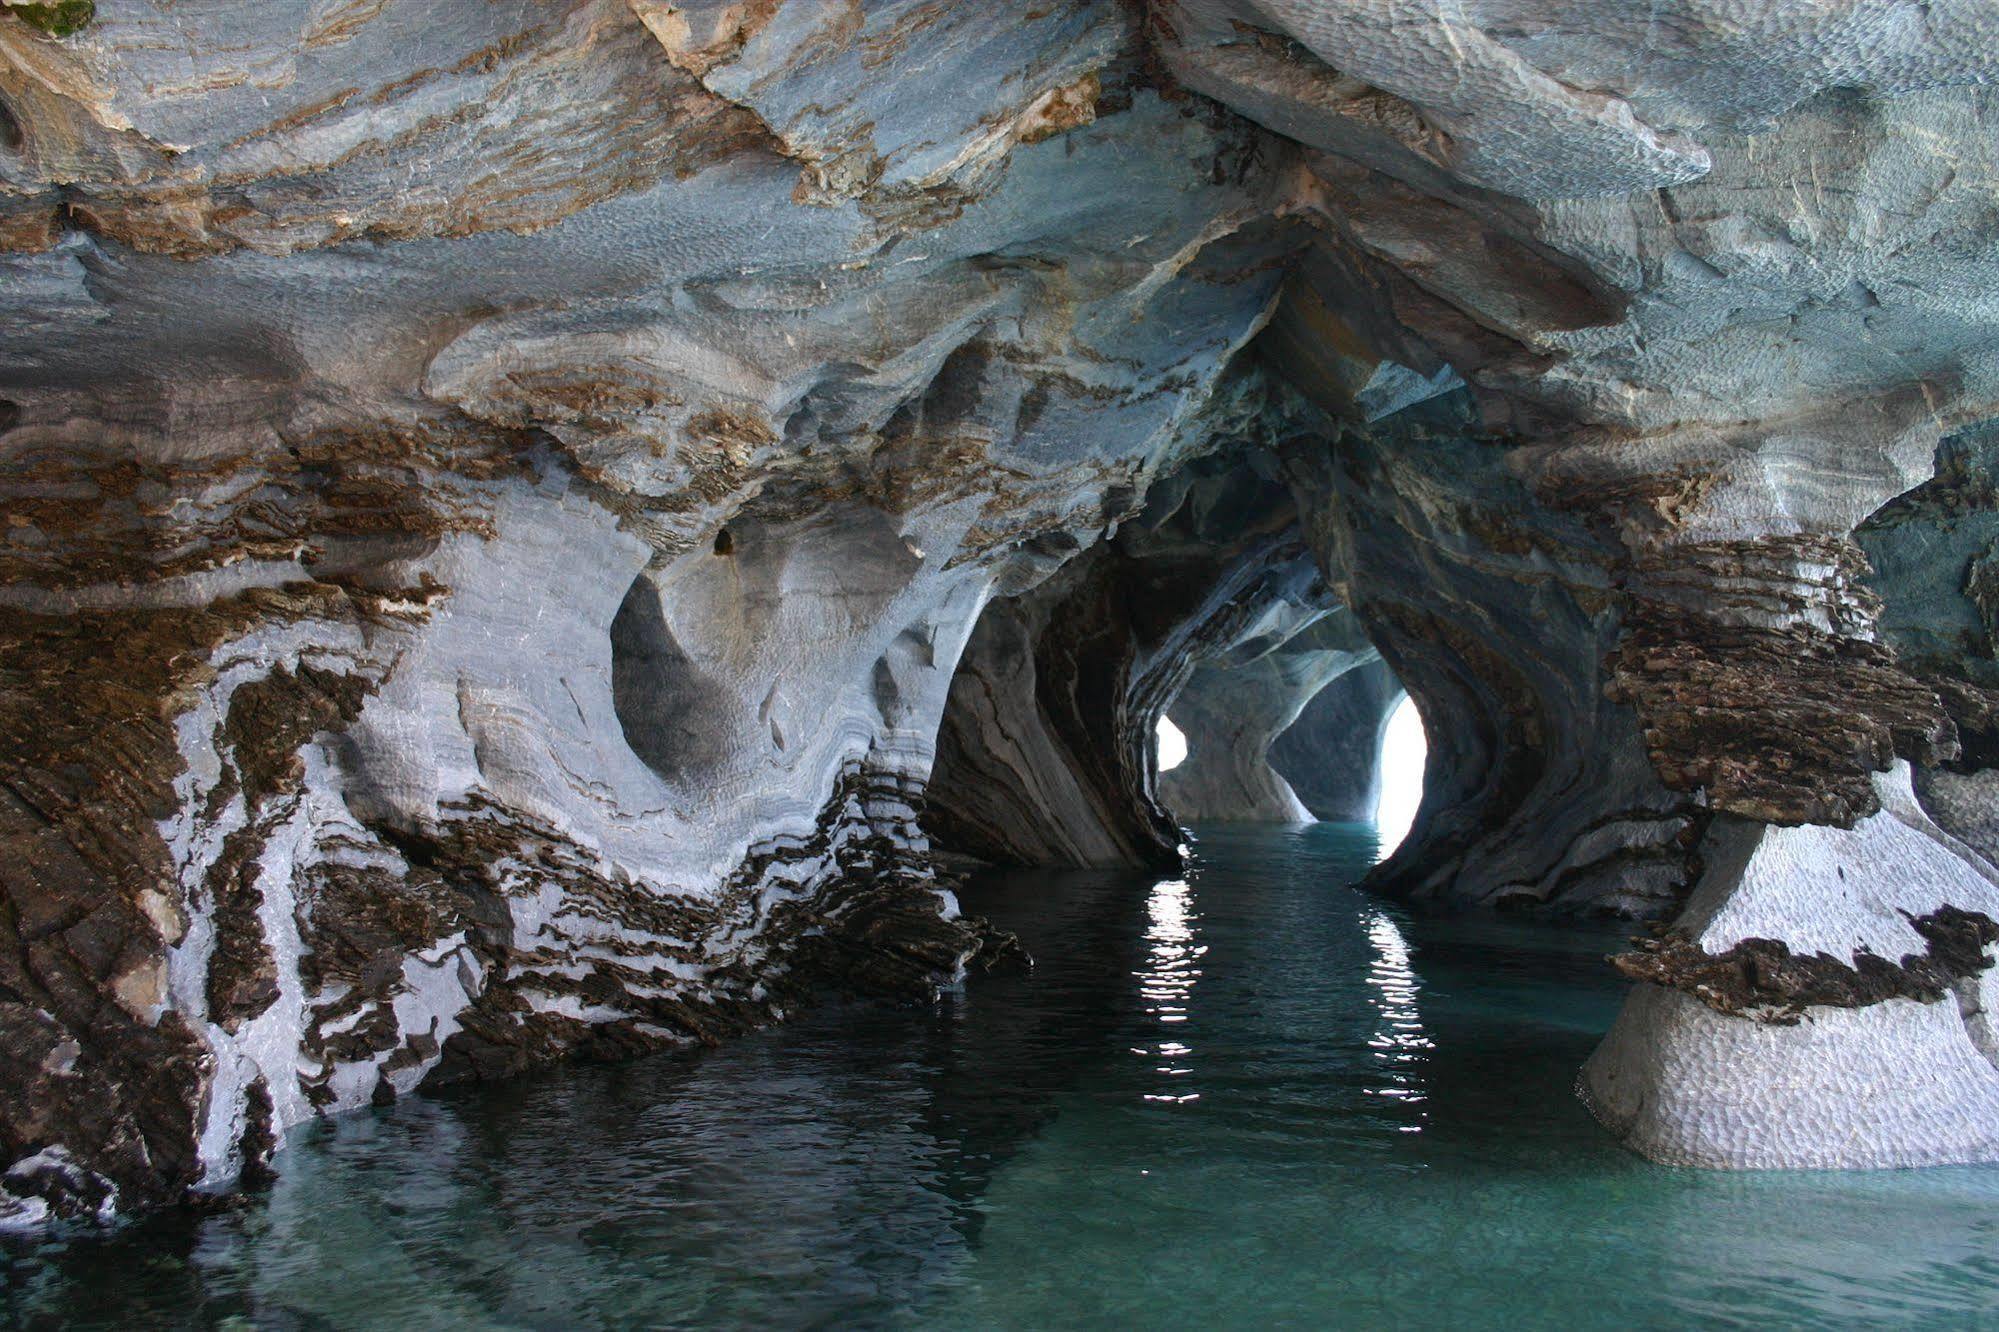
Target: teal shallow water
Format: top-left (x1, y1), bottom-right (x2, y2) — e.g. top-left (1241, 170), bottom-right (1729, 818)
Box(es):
top-left (8, 822), bottom-right (1999, 1328)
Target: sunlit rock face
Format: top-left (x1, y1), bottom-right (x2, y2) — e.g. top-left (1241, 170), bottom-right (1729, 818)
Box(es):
top-left (9, 0), bottom-right (1999, 1218)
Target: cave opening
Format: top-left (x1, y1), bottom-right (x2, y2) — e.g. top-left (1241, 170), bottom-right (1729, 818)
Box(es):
top-left (1155, 646), bottom-right (1425, 855)
top-left (1373, 692), bottom-right (1426, 855)
top-left (922, 488), bottom-right (1431, 876)
top-left (1154, 714), bottom-right (1188, 773)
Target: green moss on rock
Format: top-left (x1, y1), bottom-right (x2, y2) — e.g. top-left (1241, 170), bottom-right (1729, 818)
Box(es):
top-left (8, 0), bottom-right (95, 37)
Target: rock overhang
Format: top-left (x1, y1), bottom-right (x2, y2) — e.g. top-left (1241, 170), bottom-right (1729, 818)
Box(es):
top-left (7, 0), bottom-right (1999, 1222)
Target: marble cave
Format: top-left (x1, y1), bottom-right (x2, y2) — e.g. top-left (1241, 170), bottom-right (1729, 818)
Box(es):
top-left (7, 1), bottom-right (1999, 1323)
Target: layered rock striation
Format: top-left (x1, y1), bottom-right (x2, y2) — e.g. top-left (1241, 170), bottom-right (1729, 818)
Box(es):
top-left (7, 0), bottom-right (1999, 1218)
top-left (1160, 0), bottom-right (1999, 1166)
top-left (0, 0), bottom-right (1298, 1223)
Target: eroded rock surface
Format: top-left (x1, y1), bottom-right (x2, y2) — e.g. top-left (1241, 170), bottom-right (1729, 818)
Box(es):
top-left (1162, 605), bottom-right (1380, 823)
top-left (926, 436), bottom-right (1312, 864)
top-left (8, 0), bottom-right (1999, 1215)
top-left (0, 0), bottom-right (1299, 1222)
top-left (1157, 0), bottom-right (1999, 1166)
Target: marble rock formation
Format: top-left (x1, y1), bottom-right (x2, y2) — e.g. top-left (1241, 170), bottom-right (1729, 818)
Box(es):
top-left (0, 0), bottom-right (1297, 1224)
top-left (925, 436), bottom-right (1317, 865)
top-left (1161, 606), bottom-right (1381, 824)
top-left (7, 0), bottom-right (1999, 1219)
top-left (1160, 0), bottom-right (1999, 1167)
top-left (1269, 656), bottom-right (1403, 823)
top-left (1860, 423), bottom-right (1999, 870)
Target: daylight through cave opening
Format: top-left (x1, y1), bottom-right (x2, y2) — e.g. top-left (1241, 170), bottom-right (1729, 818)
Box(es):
top-left (1156, 628), bottom-right (1422, 846)
top-left (18, 0), bottom-right (1999, 1244)
top-left (1374, 693), bottom-right (1426, 855)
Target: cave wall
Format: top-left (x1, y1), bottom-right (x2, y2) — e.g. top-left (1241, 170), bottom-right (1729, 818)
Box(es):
top-left (0, 1), bottom-right (1304, 1223)
top-left (8, 0), bottom-right (1999, 1214)
top-left (924, 435), bottom-right (1316, 866)
top-left (1158, 0), bottom-right (1999, 1165)
top-left (921, 538), bottom-right (1190, 871)
top-left (1279, 403), bottom-right (1700, 917)
top-left (1269, 658), bottom-right (1403, 824)
top-left (1859, 423), bottom-right (1999, 869)
top-left (1161, 606), bottom-right (1379, 824)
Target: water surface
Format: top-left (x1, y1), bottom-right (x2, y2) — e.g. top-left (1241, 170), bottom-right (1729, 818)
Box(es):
top-left (8, 823), bottom-right (1999, 1328)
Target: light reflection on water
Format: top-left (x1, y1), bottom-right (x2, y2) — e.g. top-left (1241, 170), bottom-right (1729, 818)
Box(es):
top-left (1362, 911), bottom-right (1433, 1127)
top-left (10, 822), bottom-right (1999, 1329)
top-left (1135, 878), bottom-right (1204, 1105)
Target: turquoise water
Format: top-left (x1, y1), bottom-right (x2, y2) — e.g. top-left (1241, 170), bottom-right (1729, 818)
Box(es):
top-left (8, 822), bottom-right (1999, 1328)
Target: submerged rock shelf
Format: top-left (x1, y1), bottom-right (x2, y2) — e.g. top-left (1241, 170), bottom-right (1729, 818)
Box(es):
top-left (5, 0), bottom-right (1999, 1231)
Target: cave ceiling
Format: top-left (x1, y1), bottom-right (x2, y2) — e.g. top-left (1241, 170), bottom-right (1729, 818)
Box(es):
top-left (8, 0), bottom-right (1999, 1222)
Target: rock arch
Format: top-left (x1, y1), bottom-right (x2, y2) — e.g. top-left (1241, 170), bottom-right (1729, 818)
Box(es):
top-left (13, 0), bottom-right (1999, 1222)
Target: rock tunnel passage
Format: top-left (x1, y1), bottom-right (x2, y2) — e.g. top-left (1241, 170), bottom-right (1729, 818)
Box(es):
top-left (8, 0), bottom-right (1999, 1231)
